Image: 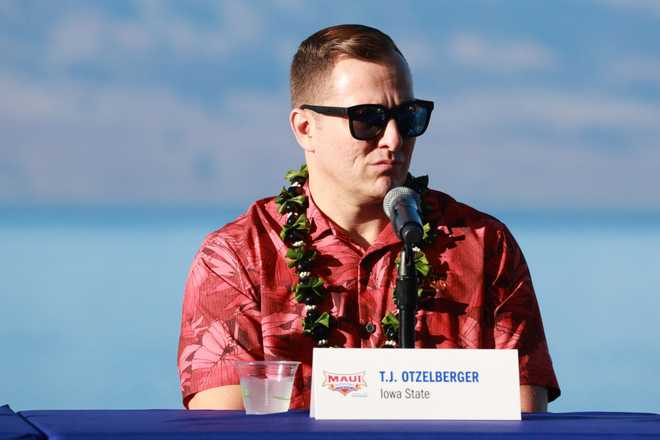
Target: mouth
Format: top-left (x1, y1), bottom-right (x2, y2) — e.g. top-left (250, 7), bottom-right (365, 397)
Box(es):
top-left (371, 159), bottom-right (402, 167)
top-left (369, 160), bottom-right (405, 176)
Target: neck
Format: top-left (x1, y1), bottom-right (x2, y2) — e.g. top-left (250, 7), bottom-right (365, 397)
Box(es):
top-left (308, 177), bottom-right (389, 250)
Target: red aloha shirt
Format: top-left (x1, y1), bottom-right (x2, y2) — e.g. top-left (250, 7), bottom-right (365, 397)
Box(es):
top-left (177, 185), bottom-right (560, 408)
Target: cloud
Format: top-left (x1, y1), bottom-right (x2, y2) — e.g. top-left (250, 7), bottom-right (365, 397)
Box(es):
top-left (492, 144), bottom-right (651, 209)
top-left (436, 89), bottom-right (660, 133)
top-left (0, 1), bottom-right (19, 18)
top-left (608, 56), bottom-right (660, 85)
top-left (599, 0), bottom-right (660, 17)
top-left (271, 0), bottom-right (306, 11)
top-left (47, 1), bottom-right (265, 66)
top-left (446, 33), bottom-right (556, 73)
top-left (0, 72), bottom-right (300, 203)
top-left (414, 135), bottom-right (660, 211)
top-left (3, 68), bottom-right (658, 211)
top-left (397, 38), bottom-right (441, 72)
top-left (411, 88), bottom-right (660, 210)
top-left (49, 10), bottom-right (107, 65)
top-left (2, 1), bottom-right (659, 211)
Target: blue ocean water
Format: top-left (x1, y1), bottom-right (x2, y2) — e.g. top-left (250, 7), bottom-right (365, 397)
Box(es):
top-left (1, 207), bottom-right (659, 413)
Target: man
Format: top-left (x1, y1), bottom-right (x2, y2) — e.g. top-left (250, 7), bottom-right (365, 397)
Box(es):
top-left (178, 24), bottom-right (559, 412)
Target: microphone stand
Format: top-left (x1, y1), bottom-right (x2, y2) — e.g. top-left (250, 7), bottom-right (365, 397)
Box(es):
top-left (396, 242), bottom-right (417, 348)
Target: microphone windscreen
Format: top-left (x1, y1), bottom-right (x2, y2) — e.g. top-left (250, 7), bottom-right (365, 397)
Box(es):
top-left (383, 186), bottom-right (421, 220)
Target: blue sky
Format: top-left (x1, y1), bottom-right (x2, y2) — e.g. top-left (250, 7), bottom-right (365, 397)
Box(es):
top-left (2, 0), bottom-right (660, 211)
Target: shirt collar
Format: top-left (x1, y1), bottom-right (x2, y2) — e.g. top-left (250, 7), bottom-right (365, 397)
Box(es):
top-left (305, 183), bottom-right (338, 242)
top-left (302, 183), bottom-right (447, 245)
top-left (304, 183), bottom-right (404, 253)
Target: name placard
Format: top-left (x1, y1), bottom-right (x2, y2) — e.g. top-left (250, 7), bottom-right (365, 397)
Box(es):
top-left (310, 348), bottom-right (520, 420)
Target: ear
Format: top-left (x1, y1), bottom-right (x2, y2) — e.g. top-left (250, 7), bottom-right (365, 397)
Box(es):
top-left (289, 107), bottom-right (315, 153)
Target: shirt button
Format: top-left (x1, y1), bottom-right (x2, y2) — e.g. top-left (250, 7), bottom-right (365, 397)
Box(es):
top-left (364, 322), bottom-right (376, 334)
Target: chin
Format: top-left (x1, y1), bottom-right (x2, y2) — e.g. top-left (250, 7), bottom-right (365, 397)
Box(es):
top-left (370, 176), bottom-right (399, 200)
top-left (386, 171), bottom-right (408, 189)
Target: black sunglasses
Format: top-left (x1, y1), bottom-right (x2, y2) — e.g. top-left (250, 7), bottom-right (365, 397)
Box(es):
top-left (300, 99), bottom-right (434, 141)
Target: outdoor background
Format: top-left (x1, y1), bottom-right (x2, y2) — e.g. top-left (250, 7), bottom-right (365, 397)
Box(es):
top-left (1, 0), bottom-right (659, 412)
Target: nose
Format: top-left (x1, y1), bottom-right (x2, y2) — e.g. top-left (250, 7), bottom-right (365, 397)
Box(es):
top-left (378, 117), bottom-right (403, 152)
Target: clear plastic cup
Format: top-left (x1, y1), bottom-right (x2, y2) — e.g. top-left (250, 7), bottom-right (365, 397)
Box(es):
top-left (235, 360), bottom-right (300, 415)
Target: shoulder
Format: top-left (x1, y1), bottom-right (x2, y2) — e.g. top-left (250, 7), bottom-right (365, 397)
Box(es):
top-left (423, 188), bottom-right (523, 266)
top-left (197, 196), bottom-right (283, 264)
top-left (423, 188), bottom-right (508, 234)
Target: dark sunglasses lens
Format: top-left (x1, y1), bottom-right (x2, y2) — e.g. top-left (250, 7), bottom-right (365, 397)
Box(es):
top-left (349, 106), bottom-right (387, 140)
top-left (397, 102), bottom-right (431, 137)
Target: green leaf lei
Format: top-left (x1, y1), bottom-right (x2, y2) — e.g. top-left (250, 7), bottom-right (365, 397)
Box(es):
top-left (275, 164), bottom-right (440, 348)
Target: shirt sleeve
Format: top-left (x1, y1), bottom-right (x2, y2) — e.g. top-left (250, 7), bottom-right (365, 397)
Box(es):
top-left (177, 234), bottom-right (263, 408)
top-left (488, 225), bottom-right (561, 402)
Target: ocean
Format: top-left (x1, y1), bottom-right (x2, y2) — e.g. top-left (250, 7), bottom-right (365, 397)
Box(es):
top-left (1, 207), bottom-right (659, 413)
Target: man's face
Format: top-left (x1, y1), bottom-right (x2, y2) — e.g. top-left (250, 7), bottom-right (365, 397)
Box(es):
top-left (305, 55), bottom-right (415, 205)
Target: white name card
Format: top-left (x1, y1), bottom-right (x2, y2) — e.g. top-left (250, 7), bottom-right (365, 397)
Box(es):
top-left (310, 348), bottom-right (520, 420)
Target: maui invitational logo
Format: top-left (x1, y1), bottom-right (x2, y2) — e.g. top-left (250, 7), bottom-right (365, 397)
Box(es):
top-left (322, 371), bottom-right (367, 396)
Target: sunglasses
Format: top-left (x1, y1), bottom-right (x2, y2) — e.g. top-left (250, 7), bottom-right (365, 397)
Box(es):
top-left (300, 99), bottom-right (434, 141)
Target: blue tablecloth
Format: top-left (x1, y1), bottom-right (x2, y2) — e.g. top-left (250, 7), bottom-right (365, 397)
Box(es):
top-left (14, 409), bottom-right (660, 439)
top-left (0, 404), bottom-right (45, 440)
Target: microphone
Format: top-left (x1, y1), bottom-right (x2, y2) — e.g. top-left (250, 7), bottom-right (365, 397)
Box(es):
top-left (383, 186), bottom-right (423, 245)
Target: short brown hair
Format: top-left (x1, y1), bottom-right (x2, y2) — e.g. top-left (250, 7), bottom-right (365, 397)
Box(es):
top-left (290, 24), bottom-right (407, 108)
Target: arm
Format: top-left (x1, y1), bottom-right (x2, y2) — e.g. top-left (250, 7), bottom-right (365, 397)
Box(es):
top-left (178, 236), bottom-right (263, 409)
top-left (488, 225), bottom-right (560, 405)
top-left (188, 385), bottom-right (245, 410)
top-left (520, 385), bottom-right (548, 412)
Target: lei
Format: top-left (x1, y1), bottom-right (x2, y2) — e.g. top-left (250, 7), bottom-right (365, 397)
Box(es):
top-left (275, 164), bottom-right (441, 348)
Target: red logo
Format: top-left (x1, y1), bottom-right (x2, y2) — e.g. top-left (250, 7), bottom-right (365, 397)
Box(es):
top-left (322, 371), bottom-right (367, 396)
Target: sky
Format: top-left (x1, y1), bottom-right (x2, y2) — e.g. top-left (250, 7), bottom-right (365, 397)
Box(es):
top-left (1, 0), bottom-right (660, 212)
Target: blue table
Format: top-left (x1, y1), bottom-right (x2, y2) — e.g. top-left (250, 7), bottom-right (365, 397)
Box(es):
top-left (11, 409), bottom-right (660, 439)
top-left (0, 405), bottom-right (44, 440)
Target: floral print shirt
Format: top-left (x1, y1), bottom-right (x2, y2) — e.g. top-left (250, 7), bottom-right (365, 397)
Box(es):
top-left (177, 187), bottom-right (560, 408)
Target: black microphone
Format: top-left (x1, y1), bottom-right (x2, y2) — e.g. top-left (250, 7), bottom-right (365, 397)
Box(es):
top-left (383, 186), bottom-right (423, 245)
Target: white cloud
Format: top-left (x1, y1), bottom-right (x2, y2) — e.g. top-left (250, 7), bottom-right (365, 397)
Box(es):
top-left (397, 38), bottom-right (440, 72)
top-left (272, 0), bottom-right (306, 12)
top-left (48, 8), bottom-right (160, 66)
top-left (0, 1), bottom-right (18, 18)
top-left (0, 73), bottom-right (299, 203)
top-left (134, 0), bottom-right (264, 56)
top-left (435, 89), bottom-right (660, 133)
top-left (47, 1), bottom-right (266, 66)
top-left (49, 10), bottom-right (106, 65)
top-left (599, 0), bottom-right (660, 17)
top-left (219, 1), bottom-right (263, 43)
top-left (111, 22), bottom-right (154, 53)
top-left (3, 71), bottom-right (659, 210)
top-left (447, 33), bottom-right (556, 73)
top-left (608, 56), bottom-right (660, 85)
top-left (410, 88), bottom-right (660, 210)
top-left (414, 134), bottom-right (660, 211)
top-left (3, 2), bottom-right (659, 210)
